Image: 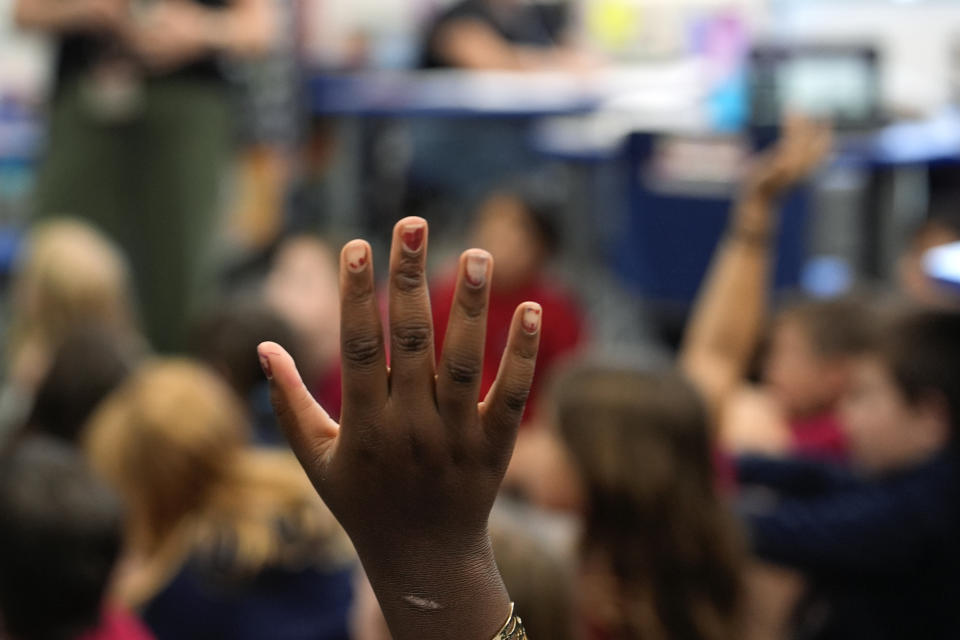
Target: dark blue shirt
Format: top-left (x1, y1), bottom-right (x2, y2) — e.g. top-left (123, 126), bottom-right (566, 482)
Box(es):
top-left (738, 453), bottom-right (960, 639)
top-left (142, 561), bottom-right (354, 640)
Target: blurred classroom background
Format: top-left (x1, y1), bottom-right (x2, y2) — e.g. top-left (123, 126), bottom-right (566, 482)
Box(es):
top-left (3, 0), bottom-right (960, 357)
top-left (4, 2), bottom-right (960, 638)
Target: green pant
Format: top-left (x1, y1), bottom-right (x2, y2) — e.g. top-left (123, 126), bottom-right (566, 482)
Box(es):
top-left (33, 77), bottom-right (231, 353)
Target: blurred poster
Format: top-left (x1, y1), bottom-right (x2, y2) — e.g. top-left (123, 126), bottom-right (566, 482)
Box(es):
top-left (582, 0), bottom-right (757, 62)
top-left (690, 10), bottom-right (750, 131)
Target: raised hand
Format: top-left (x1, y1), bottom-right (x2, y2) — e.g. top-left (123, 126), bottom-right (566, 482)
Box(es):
top-left (738, 116), bottom-right (833, 236)
top-left (257, 218), bottom-right (541, 640)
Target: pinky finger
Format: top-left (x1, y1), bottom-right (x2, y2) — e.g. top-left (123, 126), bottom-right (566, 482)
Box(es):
top-left (481, 303), bottom-right (542, 451)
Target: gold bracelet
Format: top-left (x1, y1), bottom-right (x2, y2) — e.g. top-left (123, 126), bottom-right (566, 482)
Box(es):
top-left (493, 603), bottom-right (527, 640)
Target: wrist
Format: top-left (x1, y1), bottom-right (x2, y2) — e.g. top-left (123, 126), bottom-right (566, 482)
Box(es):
top-left (733, 198), bottom-right (776, 236)
top-left (356, 532), bottom-right (511, 640)
top-left (729, 226), bottom-right (773, 249)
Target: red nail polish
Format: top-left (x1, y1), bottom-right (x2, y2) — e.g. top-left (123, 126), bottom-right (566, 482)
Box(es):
top-left (259, 355), bottom-right (273, 380)
top-left (401, 225), bottom-right (425, 254)
top-left (345, 243), bottom-right (368, 273)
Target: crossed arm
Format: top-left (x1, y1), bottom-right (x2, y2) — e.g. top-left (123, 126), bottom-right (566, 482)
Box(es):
top-left (432, 18), bottom-right (586, 71)
top-left (259, 218), bottom-right (540, 640)
top-left (15, 0), bottom-right (273, 71)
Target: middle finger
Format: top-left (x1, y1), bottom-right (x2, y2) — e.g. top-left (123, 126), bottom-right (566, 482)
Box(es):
top-left (387, 217), bottom-right (436, 401)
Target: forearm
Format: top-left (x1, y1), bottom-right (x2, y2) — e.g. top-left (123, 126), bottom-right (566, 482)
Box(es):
top-left (512, 46), bottom-right (571, 71)
top-left (200, 0), bottom-right (273, 57)
top-left (681, 197), bottom-right (775, 409)
top-left (358, 533), bottom-right (512, 640)
top-left (746, 496), bottom-right (916, 576)
top-left (436, 20), bottom-right (562, 72)
top-left (15, 0), bottom-right (96, 32)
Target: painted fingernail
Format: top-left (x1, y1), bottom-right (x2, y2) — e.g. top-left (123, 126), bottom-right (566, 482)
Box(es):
top-left (522, 305), bottom-right (542, 335)
top-left (401, 222), bottom-right (425, 254)
top-left (465, 252), bottom-right (489, 289)
top-left (345, 242), bottom-right (368, 273)
top-left (259, 354), bottom-right (273, 380)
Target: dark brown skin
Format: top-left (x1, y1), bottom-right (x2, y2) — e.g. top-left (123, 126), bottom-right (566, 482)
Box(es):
top-left (258, 217), bottom-right (542, 640)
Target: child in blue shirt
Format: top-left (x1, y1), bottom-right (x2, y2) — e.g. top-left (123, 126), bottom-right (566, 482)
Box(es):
top-left (740, 310), bottom-right (960, 639)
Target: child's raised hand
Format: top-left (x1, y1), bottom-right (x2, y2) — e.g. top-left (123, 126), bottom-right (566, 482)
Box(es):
top-left (748, 116), bottom-right (832, 201)
top-left (258, 217), bottom-right (541, 640)
top-left (737, 116), bottom-right (832, 236)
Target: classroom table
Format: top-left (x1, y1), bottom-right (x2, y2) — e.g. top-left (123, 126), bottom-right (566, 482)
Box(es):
top-left (308, 71), bottom-right (600, 119)
top-left (307, 64), bottom-right (708, 120)
top-left (308, 69), bottom-right (960, 297)
top-left (306, 65), bottom-right (710, 248)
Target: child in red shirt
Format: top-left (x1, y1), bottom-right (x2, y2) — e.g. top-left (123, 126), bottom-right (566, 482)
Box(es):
top-left (432, 190), bottom-right (585, 421)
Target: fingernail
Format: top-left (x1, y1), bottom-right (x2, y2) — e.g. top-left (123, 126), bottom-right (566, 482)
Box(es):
top-left (522, 305), bottom-right (542, 335)
top-left (345, 242), bottom-right (368, 273)
top-left (259, 354), bottom-right (273, 380)
top-left (401, 222), bottom-right (425, 254)
top-left (465, 252), bottom-right (489, 289)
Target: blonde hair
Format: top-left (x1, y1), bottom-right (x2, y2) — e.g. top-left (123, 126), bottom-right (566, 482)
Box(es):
top-left (85, 359), bottom-right (350, 605)
top-left (8, 220), bottom-right (137, 384)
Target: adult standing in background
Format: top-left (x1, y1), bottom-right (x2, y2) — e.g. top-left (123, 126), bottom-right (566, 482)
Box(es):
top-left (15, 0), bottom-right (274, 352)
top-left (413, 0), bottom-right (596, 233)
top-left (421, 0), bottom-right (582, 70)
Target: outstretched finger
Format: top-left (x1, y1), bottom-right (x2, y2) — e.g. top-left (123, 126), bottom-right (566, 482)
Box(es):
top-left (387, 217), bottom-right (436, 401)
top-left (481, 303), bottom-right (542, 453)
top-left (437, 249), bottom-right (493, 423)
top-left (339, 240), bottom-right (389, 422)
top-left (259, 342), bottom-right (340, 472)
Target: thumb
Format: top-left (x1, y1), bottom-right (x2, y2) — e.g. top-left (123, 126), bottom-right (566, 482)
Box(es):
top-left (258, 342), bottom-right (339, 458)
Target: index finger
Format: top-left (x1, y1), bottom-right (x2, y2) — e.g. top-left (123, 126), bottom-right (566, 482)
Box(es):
top-left (339, 240), bottom-right (389, 422)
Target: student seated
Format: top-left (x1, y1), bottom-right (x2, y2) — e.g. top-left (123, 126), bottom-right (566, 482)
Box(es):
top-left (0, 435), bottom-right (153, 640)
top-left (421, 0), bottom-right (588, 71)
top-left (264, 235), bottom-right (343, 420)
top-left (1, 219), bottom-right (141, 441)
top-left (681, 118), bottom-right (867, 462)
top-left (739, 310), bottom-right (960, 639)
top-left (431, 190), bottom-right (584, 421)
top-left (10, 326), bottom-right (137, 451)
top-left (188, 300), bottom-right (302, 445)
top-left (555, 365), bottom-right (746, 640)
top-left (84, 360), bottom-right (355, 640)
top-left (742, 296), bottom-right (874, 460)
